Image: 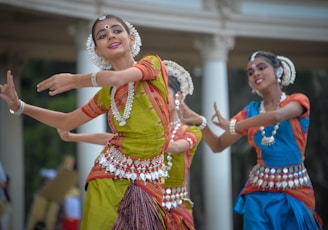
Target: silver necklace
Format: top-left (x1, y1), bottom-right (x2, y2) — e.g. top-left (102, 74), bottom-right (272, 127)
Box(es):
top-left (165, 120), bottom-right (181, 172)
top-left (111, 82), bottom-right (135, 126)
top-left (259, 93), bottom-right (286, 146)
top-left (170, 119), bottom-right (181, 127)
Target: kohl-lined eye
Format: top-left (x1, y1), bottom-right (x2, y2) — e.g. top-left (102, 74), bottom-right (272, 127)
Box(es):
top-left (247, 70), bottom-right (254, 77)
top-left (97, 32), bottom-right (107, 40)
top-left (113, 29), bottom-right (124, 34)
top-left (257, 64), bottom-right (267, 71)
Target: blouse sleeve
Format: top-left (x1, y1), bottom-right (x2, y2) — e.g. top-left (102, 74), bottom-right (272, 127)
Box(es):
top-left (81, 87), bottom-right (110, 118)
top-left (181, 126), bottom-right (202, 149)
top-left (284, 93), bottom-right (310, 118)
top-left (133, 54), bottom-right (165, 81)
top-left (231, 101), bottom-right (258, 136)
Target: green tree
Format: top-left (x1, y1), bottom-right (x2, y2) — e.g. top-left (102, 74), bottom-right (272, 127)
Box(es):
top-left (21, 59), bottom-right (77, 221)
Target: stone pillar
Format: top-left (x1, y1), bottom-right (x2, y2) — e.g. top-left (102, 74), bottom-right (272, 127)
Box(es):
top-left (74, 23), bottom-right (106, 202)
top-left (200, 35), bottom-right (234, 230)
top-left (0, 52), bottom-right (27, 230)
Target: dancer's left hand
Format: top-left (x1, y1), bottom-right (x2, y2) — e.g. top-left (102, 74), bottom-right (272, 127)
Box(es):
top-left (0, 70), bottom-right (21, 112)
top-left (211, 102), bottom-right (229, 132)
top-left (37, 73), bottom-right (77, 96)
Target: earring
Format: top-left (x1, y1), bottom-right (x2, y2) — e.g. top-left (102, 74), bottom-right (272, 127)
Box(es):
top-left (175, 93), bottom-right (180, 110)
top-left (276, 67), bottom-right (283, 79)
top-left (248, 82), bottom-right (256, 94)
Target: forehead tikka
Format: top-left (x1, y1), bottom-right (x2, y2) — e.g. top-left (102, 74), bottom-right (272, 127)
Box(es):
top-left (98, 15), bottom-right (107, 21)
top-left (104, 24), bottom-right (110, 30)
top-left (251, 63), bottom-right (257, 69)
top-left (250, 51), bottom-right (260, 62)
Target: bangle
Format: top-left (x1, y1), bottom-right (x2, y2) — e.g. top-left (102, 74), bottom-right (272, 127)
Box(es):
top-left (229, 119), bottom-right (237, 135)
top-left (91, 72), bottom-right (99, 87)
top-left (197, 116), bottom-right (207, 130)
top-left (186, 137), bottom-right (194, 148)
top-left (9, 100), bottom-right (25, 115)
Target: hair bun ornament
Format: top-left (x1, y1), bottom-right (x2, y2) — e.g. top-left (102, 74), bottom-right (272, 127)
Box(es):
top-left (124, 21), bottom-right (142, 58)
top-left (86, 34), bottom-right (112, 70)
top-left (277, 56), bottom-right (296, 87)
top-left (163, 60), bottom-right (194, 100)
top-left (85, 20), bottom-right (142, 70)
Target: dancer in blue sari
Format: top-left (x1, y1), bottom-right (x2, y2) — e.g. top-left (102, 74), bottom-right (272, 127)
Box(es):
top-left (180, 51), bottom-right (323, 229)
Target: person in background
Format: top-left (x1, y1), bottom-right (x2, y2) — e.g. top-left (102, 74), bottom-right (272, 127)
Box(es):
top-left (59, 156), bottom-right (81, 230)
top-left (0, 161), bottom-right (12, 230)
top-left (0, 14), bottom-right (170, 229)
top-left (61, 185), bottom-right (80, 230)
top-left (179, 51), bottom-right (323, 229)
top-left (57, 60), bottom-right (203, 229)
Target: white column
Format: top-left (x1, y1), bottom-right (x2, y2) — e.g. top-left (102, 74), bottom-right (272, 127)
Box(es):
top-left (0, 66), bottom-right (25, 230)
top-left (74, 23), bottom-right (106, 202)
top-left (200, 35), bottom-right (234, 230)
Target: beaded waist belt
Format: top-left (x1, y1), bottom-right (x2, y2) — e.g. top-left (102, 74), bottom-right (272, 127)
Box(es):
top-left (248, 163), bottom-right (312, 190)
top-left (97, 146), bottom-right (167, 182)
top-left (162, 185), bottom-right (191, 210)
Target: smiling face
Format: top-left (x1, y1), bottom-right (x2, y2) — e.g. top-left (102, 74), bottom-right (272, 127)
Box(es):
top-left (92, 17), bottom-right (135, 61)
top-left (246, 56), bottom-right (277, 91)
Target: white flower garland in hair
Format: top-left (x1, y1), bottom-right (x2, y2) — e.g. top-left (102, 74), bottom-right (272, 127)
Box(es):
top-left (124, 21), bottom-right (142, 58)
top-left (277, 56), bottom-right (296, 86)
top-left (85, 20), bottom-right (142, 70)
top-left (163, 60), bottom-right (194, 100)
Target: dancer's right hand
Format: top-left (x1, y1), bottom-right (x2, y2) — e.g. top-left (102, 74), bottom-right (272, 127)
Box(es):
top-left (0, 70), bottom-right (22, 112)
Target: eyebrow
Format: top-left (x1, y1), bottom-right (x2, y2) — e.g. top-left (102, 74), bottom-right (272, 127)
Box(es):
top-left (246, 62), bottom-right (266, 72)
top-left (95, 24), bottom-right (122, 37)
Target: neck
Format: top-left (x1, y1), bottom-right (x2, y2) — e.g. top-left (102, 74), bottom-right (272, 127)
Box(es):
top-left (261, 92), bottom-right (286, 112)
top-left (262, 90), bottom-right (285, 106)
top-left (110, 55), bottom-right (135, 71)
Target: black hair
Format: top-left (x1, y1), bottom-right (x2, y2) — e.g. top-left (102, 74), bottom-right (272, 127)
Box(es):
top-left (168, 75), bottom-right (181, 94)
top-left (91, 15), bottom-right (131, 46)
top-left (248, 51), bottom-right (281, 69)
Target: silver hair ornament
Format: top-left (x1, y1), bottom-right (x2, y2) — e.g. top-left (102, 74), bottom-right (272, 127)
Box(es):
top-left (163, 60), bottom-right (194, 100)
top-left (277, 56), bottom-right (296, 87)
top-left (250, 51), bottom-right (260, 62)
top-left (175, 94), bottom-right (180, 110)
top-left (85, 20), bottom-right (142, 70)
top-left (276, 67), bottom-right (283, 79)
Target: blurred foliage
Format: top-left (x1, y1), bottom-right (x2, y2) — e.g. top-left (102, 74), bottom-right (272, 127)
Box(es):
top-left (20, 59), bottom-right (77, 220)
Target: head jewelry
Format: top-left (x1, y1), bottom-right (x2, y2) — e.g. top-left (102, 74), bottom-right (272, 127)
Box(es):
top-left (277, 56), bottom-right (296, 87)
top-left (86, 18), bottom-right (142, 70)
top-left (164, 60), bottom-right (194, 100)
top-left (249, 51), bottom-right (296, 87)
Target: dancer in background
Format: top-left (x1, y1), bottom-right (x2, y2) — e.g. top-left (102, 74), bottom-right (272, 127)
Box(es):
top-left (57, 60), bottom-right (203, 229)
top-left (0, 14), bottom-right (170, 229)
top-left (180, 51), bottom-right (323, 229)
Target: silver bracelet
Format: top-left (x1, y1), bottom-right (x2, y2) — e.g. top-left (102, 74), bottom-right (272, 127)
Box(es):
top-left (91, 72), bottom-right (99, 87)
top-left (197, 116), bottom-right (207, 130)
top-left (9, 100), bottom-right (25, 115)
top-left (229, 119), bottom-right (237, 135)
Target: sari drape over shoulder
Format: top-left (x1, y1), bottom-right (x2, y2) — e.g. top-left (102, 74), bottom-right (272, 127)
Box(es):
top-left (80, 54), bottom-right (171, 230)
top-left (232, 93), bottom-right (322, 229)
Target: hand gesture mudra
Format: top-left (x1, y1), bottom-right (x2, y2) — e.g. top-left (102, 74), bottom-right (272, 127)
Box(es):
top-left (0, 71), bottom-right (21, 112)
top-left (211, 102), bottom-right (230, 132)
top-left (37, 73), bottom-right (77, 96)
top-left (179, 102), bottom-right (203, 125)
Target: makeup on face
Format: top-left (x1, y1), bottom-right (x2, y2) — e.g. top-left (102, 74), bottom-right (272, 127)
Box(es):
top-left (95, 21), bottom-right (125, 40)
top-left (247, 59), bottom-right (269, 77)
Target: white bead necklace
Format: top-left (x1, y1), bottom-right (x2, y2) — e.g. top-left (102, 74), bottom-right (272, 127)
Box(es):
top-left (165, 120), bottom-right (181, 172)
top-left (111, 82), bottom-right (135, 126)
top-left (259, 93), bottom-right (286, 146)
top-left (170, 119), bottom-right (181, 127)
